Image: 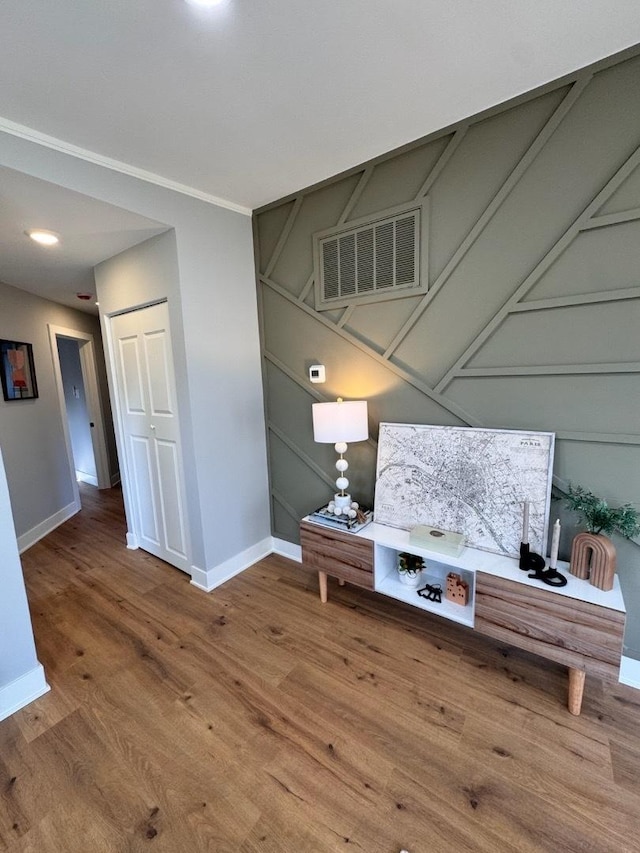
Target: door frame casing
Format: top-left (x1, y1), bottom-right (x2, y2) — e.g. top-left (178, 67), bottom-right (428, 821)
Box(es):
top-left (48, 325), bottom-right (112, 502)
top-left (102, 307), bottom-right (140, 551)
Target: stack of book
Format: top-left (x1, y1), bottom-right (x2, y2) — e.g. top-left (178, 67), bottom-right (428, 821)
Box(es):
top-left (308, 505), bottom-right (373, 533)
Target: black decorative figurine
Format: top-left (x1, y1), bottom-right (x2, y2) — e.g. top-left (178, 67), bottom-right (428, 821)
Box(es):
top-left (520, 501), bottom-right (567, 588)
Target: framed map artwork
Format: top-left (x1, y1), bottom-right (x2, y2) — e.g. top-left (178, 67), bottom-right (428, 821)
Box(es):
top-left (374, 423), bottom-right (555, 558)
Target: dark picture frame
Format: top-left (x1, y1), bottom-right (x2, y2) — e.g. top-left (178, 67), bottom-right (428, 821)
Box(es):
top-left (1, 339), bottom-right (39, 401)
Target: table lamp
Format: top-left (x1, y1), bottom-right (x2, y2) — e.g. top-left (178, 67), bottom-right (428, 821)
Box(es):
top-left (312, 398), bottom-right (368, 511)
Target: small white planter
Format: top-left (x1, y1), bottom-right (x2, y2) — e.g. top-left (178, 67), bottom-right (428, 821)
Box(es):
top-left (398, 569), bottom-right (423, 588)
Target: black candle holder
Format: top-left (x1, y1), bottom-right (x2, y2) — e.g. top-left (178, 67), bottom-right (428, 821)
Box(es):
top-left (519, 541), bottom-right (567, 587)
top-left (519, 541), bottom-right (545, 571)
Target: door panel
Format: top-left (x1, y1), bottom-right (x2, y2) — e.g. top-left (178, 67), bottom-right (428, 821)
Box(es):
top-left (111, 303), bottom-right (190, 572)
top-left (156, 439), bottom-right (187, 558)
top-left (119, 336), bottom-right (145, 413)
top-left (145, 330), bottom-right (173, 415)
top-left (129, 435), bottom-right (160, 544)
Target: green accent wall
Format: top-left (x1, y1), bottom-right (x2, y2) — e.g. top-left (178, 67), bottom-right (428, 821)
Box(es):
top-left (254, 48), bottom-right (640, 658)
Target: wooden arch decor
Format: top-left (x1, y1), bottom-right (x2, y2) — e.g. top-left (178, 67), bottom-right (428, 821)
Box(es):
top-left (569, 532), bottom-right (617, 591)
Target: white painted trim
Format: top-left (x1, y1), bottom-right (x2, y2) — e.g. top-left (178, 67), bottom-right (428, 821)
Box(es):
top-left (272, 537), bottom-right (302, 562)
top-left (0, 116), bottom-right (251, 217)
top-left (189, 567), bottom-right (211, 590)
top-left (102, 315), bottom-right (139, 553)
top-left (190, 536), bottom-right (273, 592)
top-left (620, 655), bottom-right (640, 690)
top-left (47, 325), bottom-right (81, 511)
top-left (18, 500), bottom-right (79, 553)
top-left (77, 337), bottom-right (111, 489)
top-left (77, 471), bottom-right (99, 487)
top-left (190, 537), bottom-right (301, 592)
top-left (0, 664), bottom-right (50, 723)
top-left (48, 325), bottom-right (112, 494)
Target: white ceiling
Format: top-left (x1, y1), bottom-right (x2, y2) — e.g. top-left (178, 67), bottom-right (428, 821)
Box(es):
top-left (1, 1), bottom-right (640, 309)
top-left (2, 0), bottom-right (640, 211)
top-left (0, 166), bottom-right (167, 312)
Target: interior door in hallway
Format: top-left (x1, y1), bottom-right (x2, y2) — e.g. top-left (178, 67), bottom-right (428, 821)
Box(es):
top-left (110, 302), bottom-right (190, 573)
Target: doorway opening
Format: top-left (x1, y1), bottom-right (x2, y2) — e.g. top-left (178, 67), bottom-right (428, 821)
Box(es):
top-left (56, 336), bottom-right (98, 486)
top-left (48, 324), bottom-right (113, 510)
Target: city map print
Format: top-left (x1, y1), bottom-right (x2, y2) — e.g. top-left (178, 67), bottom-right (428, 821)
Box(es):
top-left (374, 424), bottom-right (555, 558)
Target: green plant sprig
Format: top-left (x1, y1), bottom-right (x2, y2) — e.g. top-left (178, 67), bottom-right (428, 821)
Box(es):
top-left (398, 552), bottom-right (425, 573)
top-left (565, 485), bottom-right (640, 538)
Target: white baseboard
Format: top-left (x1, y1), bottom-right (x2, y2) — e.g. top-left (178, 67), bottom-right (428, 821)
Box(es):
top-left (76, 471), bottom-right (98, 487)
top-left (272, 537), bottom-right (302, 562)
top-left (190, 536), bottom-right (274, 592)
top-left (0, 664), bottom-right (50, 723)
top-left (18, 499), bottom-right (80, 553)
top-left (620, 656), bottom-right (640, 689)
top-left (110, 472), bottom-right (121, 487)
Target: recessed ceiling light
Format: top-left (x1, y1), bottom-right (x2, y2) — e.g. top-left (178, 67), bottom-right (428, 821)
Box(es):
top-left (26, 229), bottom-right (60, 247)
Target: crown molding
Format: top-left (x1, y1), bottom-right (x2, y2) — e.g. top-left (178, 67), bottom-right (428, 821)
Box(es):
top-left (0, 116), bottom-right (252, 217)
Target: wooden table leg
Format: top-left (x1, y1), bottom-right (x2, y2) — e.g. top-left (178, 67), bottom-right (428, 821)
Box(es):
top-left (318, 571), bottom-right (328, 603)
top-left (568, 667), bottom-right (586, 715)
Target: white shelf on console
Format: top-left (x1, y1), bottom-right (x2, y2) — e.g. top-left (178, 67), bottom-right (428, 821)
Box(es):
top-left (376, 569), bottom-right (474, 627)
top-left (359, 522), bottom-right (625, 614)
top-left (484, 551), bottom-right (625, 610)
top-left (373, 536), bottom-right (475, 628)
top-left (360, 522), bottom-right (505, 572)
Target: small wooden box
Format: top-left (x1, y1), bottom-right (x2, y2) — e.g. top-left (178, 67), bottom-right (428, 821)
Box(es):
top-left (446, 572), bottom-right (469, 606)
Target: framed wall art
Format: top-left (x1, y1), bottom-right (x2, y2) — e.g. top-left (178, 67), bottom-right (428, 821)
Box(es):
top-left (1, 340), bottom-right (39, 401)
top-left (374, 423), bottom-right (555, 558)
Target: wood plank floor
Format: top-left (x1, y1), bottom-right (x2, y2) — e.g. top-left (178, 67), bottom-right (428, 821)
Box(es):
top-left (2, 484), bottom-right (640, 852)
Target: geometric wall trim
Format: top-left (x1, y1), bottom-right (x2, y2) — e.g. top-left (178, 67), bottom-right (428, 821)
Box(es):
top-left (254, 47), bottom-right (640, 652)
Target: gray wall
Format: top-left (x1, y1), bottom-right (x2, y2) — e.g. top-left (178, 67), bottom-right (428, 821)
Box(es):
top-left (95, 226), bottom-right (270, 585)
top-left (57, 336), bottom-right (97, 482)
top-left (0, 131), bottom-right (270, 588)
top-left (0, 280), bottom-right (117, 541)
top-left (0, 446), bottom-right (47, 719)
top-left (94, 230), bottom-right (201, 564)
top-left (254, 50), bottom-right (640, 657)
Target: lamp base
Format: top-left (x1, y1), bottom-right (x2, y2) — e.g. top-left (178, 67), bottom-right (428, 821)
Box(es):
top-left (333, 494), bottom-right (352, 510)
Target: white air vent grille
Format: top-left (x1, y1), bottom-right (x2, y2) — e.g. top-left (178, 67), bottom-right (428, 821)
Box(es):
top-left (315, 208), bottom-right (422, 310)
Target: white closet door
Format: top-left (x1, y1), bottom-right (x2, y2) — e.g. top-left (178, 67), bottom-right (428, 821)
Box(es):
top-left (111, 302), bottom-right (189, 572)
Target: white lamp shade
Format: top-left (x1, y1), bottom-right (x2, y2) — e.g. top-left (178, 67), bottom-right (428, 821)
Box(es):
top-left (312, 400), bottom-right (368, 444)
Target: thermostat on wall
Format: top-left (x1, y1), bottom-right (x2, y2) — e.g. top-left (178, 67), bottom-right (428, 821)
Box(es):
top-left (309, 364), bottom-right (325, 383)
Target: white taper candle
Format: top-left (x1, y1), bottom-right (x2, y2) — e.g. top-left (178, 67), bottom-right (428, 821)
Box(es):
top-left (522, 501), bottom-right (530, 544)
top-left (549, 518), bottom-right (561, 569)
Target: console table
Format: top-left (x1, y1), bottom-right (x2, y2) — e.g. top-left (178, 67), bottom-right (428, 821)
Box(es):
top-left (300, 518), bottom-right (626, 715)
